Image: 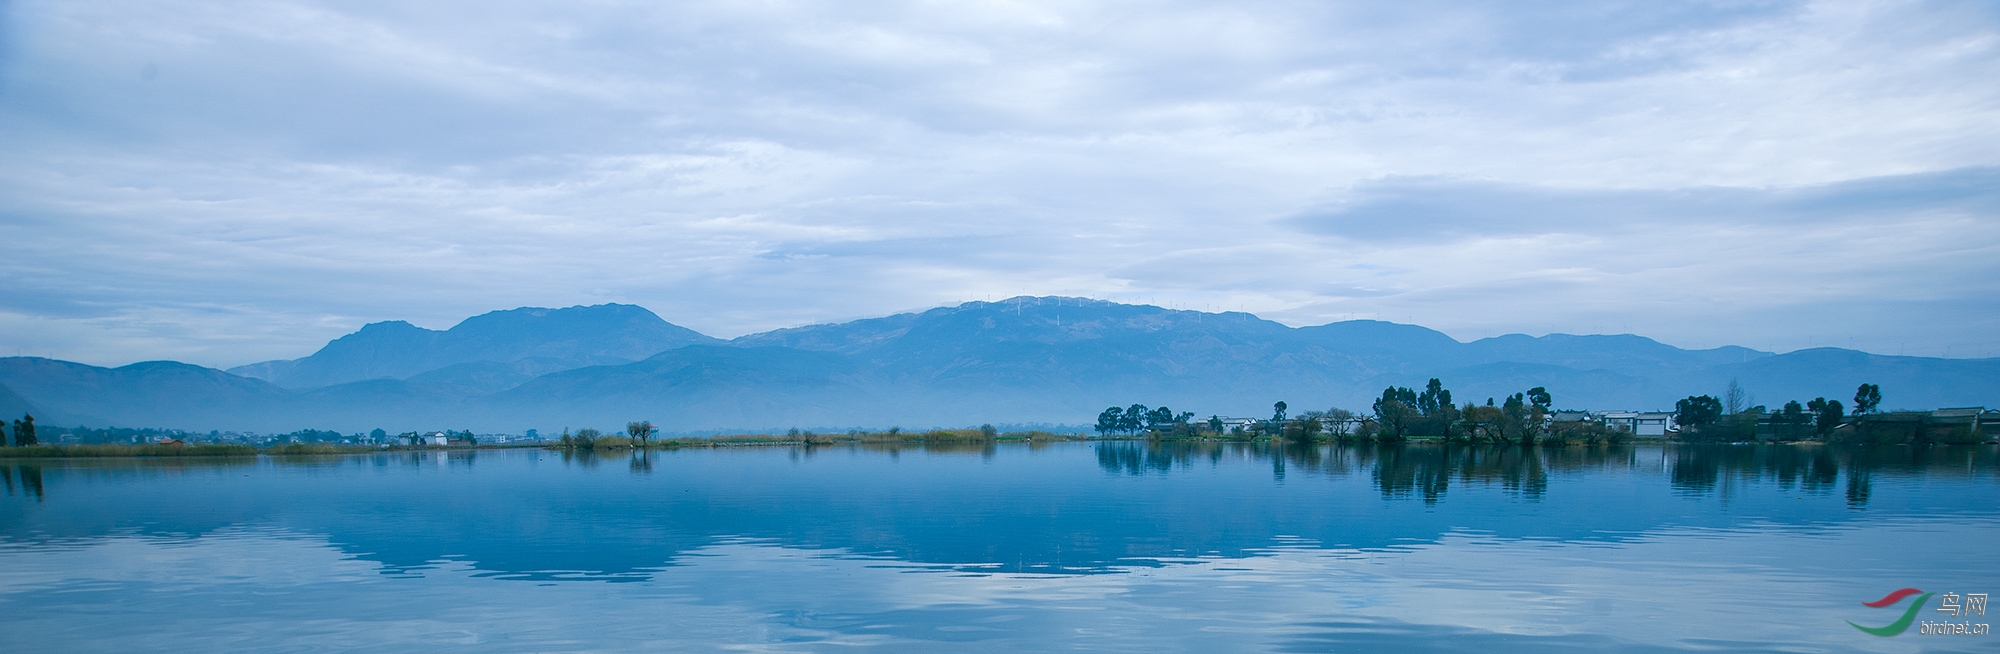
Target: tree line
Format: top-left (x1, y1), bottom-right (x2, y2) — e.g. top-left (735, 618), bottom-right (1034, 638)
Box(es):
top-left (555, 421), bottom-right (657, 449)
top-left (1095, 379), bottom-right (1629, 446)
top-left (1669, 382), bottom-right (1978, 444)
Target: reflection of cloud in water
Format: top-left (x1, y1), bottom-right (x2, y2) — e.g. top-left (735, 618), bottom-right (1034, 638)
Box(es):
top-left (3, 518), bottom-right (1995, 652)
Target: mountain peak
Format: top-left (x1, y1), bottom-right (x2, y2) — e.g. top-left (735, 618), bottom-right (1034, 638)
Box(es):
top-left (231, 305), bottom-right (716, 389)
top-left (354, 320), bottom-right (429, 334)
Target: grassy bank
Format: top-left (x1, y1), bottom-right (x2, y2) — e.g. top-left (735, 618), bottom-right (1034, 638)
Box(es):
top-left (0, 431), bottom-right (1097, 458)
top-left (0, 444), bottom-right (259, 458)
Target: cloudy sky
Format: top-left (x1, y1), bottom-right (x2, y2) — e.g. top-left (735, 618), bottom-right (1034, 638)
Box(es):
top-left (2, 0), bottom-right (1996, 368)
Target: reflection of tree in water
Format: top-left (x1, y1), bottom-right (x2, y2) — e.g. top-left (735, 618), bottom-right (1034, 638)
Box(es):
top-left (629, 451), bottom-right (653, 475)
top-left (1095, 442), bottom-right (1184, 475)
top-left (1662, 444), bottom-right (2000, 507)
top-left (1093, 441), bottom-right (1600, 503)
top-left (1841, 447), bottom-right (1884, 508)
top-left (560, 448), bottom-right (601, 468)
top-left (1670, 447), bottom-right (1727, 495)
top-left (1371, 444), bottom-right (1452, 504)
top-left (1093, 441), bottom-right (1352, 479)
top-left (1462, 445), bottom-right (1552, 501)
top-left (1845, 468), bottom-right (1871, 507)
top-left (1, 464), bottom-right (44, 500)
top-left (1088, 441), bottom-right (2000, 507)
top-left (1755, 445), bottom-right (1844, 493)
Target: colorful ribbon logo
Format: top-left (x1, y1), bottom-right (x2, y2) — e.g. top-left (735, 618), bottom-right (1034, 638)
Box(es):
top-left (1850, 588), bottom-right (1931, 636)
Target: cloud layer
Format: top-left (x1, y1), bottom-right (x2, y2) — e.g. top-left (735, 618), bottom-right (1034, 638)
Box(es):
top-left (1, 0), bottom-right (1996, 366)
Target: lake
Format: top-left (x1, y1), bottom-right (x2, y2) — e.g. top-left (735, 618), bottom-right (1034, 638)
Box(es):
top-left (2, 442), bottom-right (1995, 652)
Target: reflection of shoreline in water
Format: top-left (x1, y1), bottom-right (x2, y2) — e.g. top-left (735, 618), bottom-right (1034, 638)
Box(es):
top-left (1094, 442), bottom-right (2000, 507)
top-left (5, 444), bottom-right (1997, 582)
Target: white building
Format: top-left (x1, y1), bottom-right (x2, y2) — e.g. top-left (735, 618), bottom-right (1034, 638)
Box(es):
top-left (1600, 411), bottom-right (1675, 436)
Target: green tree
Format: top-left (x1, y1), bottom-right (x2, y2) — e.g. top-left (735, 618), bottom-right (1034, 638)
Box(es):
top-left (1207, 414), bottom-right (1224, 435)
top-left (1294, 411), bottom-right (1325, 442)
top-left (627, 421), bottom-right (655, 447)
top-left (1774, 401), bottom-right (1810, 441)
top-left (1459, 403), bottom-right (1501, 443)
top-left (1501, 393), bottom-right (1531, 445)
top-left (1097, 407), bottom-right (1124, 436)
top-left (1807, 397), bottom-right (1844, 437)
top-left (1674, 395), bottom-right (1723, 438)
top-left (10, 414), bottom-right (35, 446)
top-left (1417, 379), bottom-right (1451, 415)
top-left (1372, 387), bottom-right (1419, 440)
top-left (1852, 383), bottom-right (1881, 415)
top-left (1526, 387), bottom-right (1552, 413)
top-left (1121, 404), bottom-right (1149, 435)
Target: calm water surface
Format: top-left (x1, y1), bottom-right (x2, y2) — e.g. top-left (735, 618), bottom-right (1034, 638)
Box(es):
top-left (2, 442), bottom-right (1996, 652)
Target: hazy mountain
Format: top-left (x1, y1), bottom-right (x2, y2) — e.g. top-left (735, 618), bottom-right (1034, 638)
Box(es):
top-left (1434, 362), bottom-right (1663, 411)
top-left (229, 304), bottom-right (718, 389)
top-left (5, 297), bottom-right (1995, 433)
top-left (1697, 348), bottom-right (2000, 410)
top-left (486, 345), bottom-right (881, 431)
top-left (1459, 333), bottom-right (1770, 377)
top-left (0, 382), bottom-right (44, 424)
top-left (0, 357), bottom-right (285, 430)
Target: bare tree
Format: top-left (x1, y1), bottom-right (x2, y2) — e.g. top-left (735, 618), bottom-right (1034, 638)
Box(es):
top-left (627, 421), bottom-right (656, 448)
top-left (1724, 379), bottom-right (1748, 415)
top-left (1323, 408), bottom-right (1357, 439)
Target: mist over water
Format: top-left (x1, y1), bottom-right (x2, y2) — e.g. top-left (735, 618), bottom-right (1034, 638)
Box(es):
top-left (2, 443), bottom-right (1995, 652)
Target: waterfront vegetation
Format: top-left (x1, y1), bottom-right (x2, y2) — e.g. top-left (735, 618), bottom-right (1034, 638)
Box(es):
top-left (0, 425), bottom-right (1087, 459)
top-left (551, 425), bottom-right (1084, 451)
top-left (1098, 379), bottom-right (1994, 447)
top-left (0, 377), bottom-right (1987, 460)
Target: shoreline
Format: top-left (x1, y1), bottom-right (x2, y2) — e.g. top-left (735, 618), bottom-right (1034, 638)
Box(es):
top-left (4, 437), bottom-right (1991, 460)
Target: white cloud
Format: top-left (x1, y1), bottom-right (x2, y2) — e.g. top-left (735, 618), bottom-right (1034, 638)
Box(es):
top-left (1, 0), bottom-right (1996, 366)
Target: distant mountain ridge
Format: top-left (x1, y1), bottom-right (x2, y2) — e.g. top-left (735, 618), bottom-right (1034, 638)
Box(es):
top-left (229, 304), bottom-right (718, 389)
top-left (2, 297), bottom-right (1994, 433)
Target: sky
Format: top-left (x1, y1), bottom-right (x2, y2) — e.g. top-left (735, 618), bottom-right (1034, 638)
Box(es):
top-left (1, 0), bottom-right (1997, 368)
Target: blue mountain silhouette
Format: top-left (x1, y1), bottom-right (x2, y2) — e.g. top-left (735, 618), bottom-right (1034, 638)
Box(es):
top-left (0, 297), bottom-right (1993, 433)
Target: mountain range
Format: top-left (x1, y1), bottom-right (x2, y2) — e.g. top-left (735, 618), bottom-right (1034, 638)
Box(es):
top-left (1, 298), bottom-right (1994, 434)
